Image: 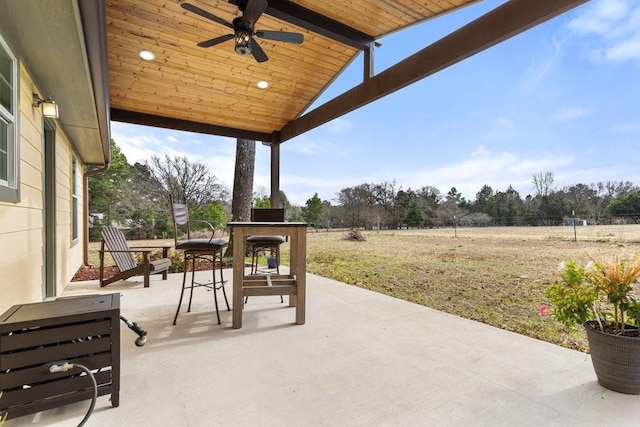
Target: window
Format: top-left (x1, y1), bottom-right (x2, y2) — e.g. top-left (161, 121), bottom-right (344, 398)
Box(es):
top-left (0, 118), bottom-right (8, 181)
top-left (0, 34), bottom-right (18, 202)
top-left (72, 154), bottom-right (78, 243)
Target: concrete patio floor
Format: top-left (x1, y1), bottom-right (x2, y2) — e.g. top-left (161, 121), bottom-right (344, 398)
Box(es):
top-left (5, 268), bottom-right (640, 426)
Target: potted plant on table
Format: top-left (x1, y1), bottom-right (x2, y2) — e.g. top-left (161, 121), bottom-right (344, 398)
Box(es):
top-left (544, 254), bottom-right (640, 394)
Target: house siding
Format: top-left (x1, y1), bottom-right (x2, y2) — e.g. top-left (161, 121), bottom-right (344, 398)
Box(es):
top-left (55, 141), bottom-right (83, 290)
top-left (0, 63), bottom-right (84, 313)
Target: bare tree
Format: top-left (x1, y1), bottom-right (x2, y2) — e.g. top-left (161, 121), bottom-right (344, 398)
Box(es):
top-left (146, 154), bottom-right (226, 207)
top-left (532, 171), bottom-right (555, 197)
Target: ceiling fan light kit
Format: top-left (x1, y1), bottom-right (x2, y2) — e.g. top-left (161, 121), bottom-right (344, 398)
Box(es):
top-left (181, 0), bottom-right (304, 63)
top-left (234, 30), bottom-right (252, 55)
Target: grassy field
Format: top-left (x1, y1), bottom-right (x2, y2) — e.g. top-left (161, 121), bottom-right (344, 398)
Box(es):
top-left (90, 224), bottom-right (640, 352)
top-left (293, 224), bottom-right (640, 352)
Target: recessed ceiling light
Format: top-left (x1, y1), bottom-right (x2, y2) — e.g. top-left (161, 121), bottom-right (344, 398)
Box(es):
top-left (257, 80), bottom-right (269, 89)
top-left (139, 49), bottom-right (156, 61)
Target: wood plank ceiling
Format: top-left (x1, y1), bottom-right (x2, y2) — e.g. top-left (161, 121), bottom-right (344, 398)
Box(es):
top-left (106, 0), bottom-right (477, 142)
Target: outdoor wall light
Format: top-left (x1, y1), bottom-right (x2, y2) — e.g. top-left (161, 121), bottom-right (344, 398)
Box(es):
top-left (32, 94), bottom-right (59, 119)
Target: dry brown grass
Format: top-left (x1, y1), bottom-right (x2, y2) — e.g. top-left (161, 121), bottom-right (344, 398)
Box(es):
top-left (289, 225), bottom-right (640, 352)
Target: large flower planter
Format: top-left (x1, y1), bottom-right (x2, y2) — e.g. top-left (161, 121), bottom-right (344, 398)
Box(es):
top-left (584, 321), bottom-right (640, 394)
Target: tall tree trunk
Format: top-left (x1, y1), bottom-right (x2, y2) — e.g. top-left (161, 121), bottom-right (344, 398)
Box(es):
top-left (225, 138), bottom-right (255, 260)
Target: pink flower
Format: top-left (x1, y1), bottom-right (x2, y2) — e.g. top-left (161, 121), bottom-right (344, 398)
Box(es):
top-left (539, 305), bottom-right (548, 316)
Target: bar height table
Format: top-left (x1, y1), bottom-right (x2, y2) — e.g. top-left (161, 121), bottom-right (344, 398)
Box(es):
top-left (227, 222), bottom-right (307, 329)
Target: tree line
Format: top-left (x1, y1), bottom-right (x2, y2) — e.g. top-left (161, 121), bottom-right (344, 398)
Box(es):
top-left (314, 172), bottom-right (640, 230)
top-left (89, 140), bottom-right (640, 240)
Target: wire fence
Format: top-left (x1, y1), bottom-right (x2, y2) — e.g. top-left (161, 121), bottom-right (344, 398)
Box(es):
top-left (373, 223), bottom-right (640, 243)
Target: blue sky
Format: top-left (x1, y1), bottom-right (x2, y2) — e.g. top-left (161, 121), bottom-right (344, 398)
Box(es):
top-left (111, 0), bottom-right (640, 206)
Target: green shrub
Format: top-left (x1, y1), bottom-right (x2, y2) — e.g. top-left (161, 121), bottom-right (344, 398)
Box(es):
top-left (544, 255), bottom-right (640, 335)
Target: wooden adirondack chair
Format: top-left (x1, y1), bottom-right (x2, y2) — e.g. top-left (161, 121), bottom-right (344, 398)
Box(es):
top-left (99, 226), bottom-right (172, 287)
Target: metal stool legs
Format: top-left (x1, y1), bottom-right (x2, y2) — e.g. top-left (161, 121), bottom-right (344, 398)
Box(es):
top-left (173, 250), bottom-right (230, 325)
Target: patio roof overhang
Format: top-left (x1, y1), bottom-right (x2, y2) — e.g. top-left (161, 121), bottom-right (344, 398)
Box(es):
top-left (1, 0), bottom-right (589, 176)
top-left (100, 0), bottom-right (588, 146)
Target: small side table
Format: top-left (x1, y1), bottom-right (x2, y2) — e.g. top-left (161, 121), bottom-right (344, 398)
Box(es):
top-left (0, 294), bottom-right (120, 420)
top-left (228, 221), bottom-right (307, 328)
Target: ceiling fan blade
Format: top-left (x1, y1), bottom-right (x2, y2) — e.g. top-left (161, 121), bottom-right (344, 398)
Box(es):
top-left (197, 34), bottom-right (234, 48)
top-left (181, 3), bottom-right (233, 30)
top-left (242, 0), bottom-right (268, 28)
top-left (250, 38), bottom-right (269, 63)
top-left (256, 31), bottom-right (304, 44)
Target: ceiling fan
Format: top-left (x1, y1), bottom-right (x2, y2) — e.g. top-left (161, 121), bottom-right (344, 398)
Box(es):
top-left (181, 0), bottom-right (304, 63)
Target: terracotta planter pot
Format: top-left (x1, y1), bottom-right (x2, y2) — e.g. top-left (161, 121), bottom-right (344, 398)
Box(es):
top-left (584, 321), bottom-right (640, 394)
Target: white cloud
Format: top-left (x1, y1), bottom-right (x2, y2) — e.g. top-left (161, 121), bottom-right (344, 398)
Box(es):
top-left (495, 118), bottom-right (514, 129)
top-left (553, 106), bottom-right (589, 121)
top-left (326, 117), bottom-right (353, 134)
top-left (111, 122), bottom-right (241, 191)
top-left (284, 136), bottom-right (318, 155)
top-left (200, 153), bottom-right (237, 190)
top-left (568, 0), bottom-right (629, 35)
top-left (473, 116), bottom-right (519, 144)
top-left (605, 33), bottom-right (640, 62)
top-left (607, 123), bottom-right (640, 133)
top-left (568, 0), bottom-right (640, 64)
top-left (279, 147), bottom-right (578, 205)
top-left (471, 145), bottom-right (490, 157)
top-left (282, 133), bottom-right (352, 156)
top-left (395, 148), bottom-right (574, 200)
top-left (517, 55), bottom-right (557, 94)
top-left (110, 133), bottom-right (165, 164)
top-left (280, 173), bottom-right (368, 205)
top-left (514, 36), bottom-right (563, 96)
